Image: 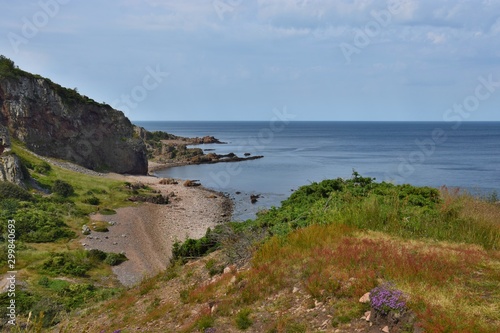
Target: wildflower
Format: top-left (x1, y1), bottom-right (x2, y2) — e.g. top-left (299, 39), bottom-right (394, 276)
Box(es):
top-left (370, 282), bottom-right (407, 315)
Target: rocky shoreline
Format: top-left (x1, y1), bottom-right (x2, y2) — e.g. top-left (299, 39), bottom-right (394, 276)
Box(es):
top-left (140, 128), bottom-right (264, 173)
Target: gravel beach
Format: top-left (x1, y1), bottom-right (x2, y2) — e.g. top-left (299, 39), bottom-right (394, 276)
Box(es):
top-left (82, 174), bottom-right (232, 287)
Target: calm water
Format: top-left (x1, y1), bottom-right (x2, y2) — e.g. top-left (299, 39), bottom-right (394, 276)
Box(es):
top-left (136, 121), bottom-right (500, 221)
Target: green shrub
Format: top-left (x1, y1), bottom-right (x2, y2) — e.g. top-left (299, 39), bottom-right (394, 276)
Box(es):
top-left (171, 228), bottom-right (219, 262)
top-left (0, 182), bottom-right (32, 201)
top-left (0, 198), bottom-right (19, 220)
top-left (196, 314), bottom-right (215, 331)
top-left (83, 196), bottom-right (100, 205)
top-left (88, 249), bottom-right (107, 261)
top-left (235, 309), bottom-right (252, 330)
top-left (104, 252), bottom-right (127, 266)
top-left (205, 258), bottom-right (224, 277)
top-left (0, 55), bottom-right (23, 79)
top-left (33, 161), bottom-right (52, 174)
top-left (52, 179), bottom-right (74, 197)
top-left (41, 251), bottom-right (93, 277)
top-left (12, 208), bottom-right (75, 242)
top-left (38, 276), bottom-right (50, 287)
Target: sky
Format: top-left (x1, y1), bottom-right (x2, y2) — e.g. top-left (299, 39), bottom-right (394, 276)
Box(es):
top-left (1, 0), bottom-right (500, 121)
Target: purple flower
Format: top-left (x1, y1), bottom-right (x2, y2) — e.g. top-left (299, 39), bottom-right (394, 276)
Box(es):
top-left (370, 282), bottom-right (407, 315)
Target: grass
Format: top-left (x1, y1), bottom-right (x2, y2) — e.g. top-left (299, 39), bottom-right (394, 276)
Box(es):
top-left (6, 169), bottom-right (499, 332)
top-left (256, 176), bottom-right (500, 250)
top-left (11, 143), bottom-right (136, 212)
top-left (0, 143), bottom-right (151, 329)
top-left (167, 174), bottom-right (500, 332)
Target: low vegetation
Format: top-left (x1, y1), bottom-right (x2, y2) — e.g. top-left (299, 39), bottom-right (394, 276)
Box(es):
top-left (0, 143), bottom-right (163, 329)
top-left (52, 172), bottom-right (499, 332)
top-left (1, 135), bottom-right (499, 333)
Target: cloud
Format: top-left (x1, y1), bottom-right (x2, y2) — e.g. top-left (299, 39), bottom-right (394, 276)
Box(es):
top-left (1, 0), bottom-right (500, 121)
top-left (427, 31), bottom-right (446, 44)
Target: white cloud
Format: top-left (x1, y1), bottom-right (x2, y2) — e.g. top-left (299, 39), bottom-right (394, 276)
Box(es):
top-left (427, 31), bottom-right (446, 44)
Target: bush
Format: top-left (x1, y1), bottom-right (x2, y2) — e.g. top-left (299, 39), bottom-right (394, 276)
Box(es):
top-left (88, 249), bottom-right (107, 261)
top-left (34, 161), bottom-right (52, 174)
top-left (52, 180), bottom-right (74, 197)
top-left (104, 252), bottom-right (127, 266)
top-left (12, 208), bottom-right (75, 242)
top-left (172, 228), bottom-right (219, 262)
top-left (196, 314), bottom-right (215, 331)
top-left (42, 252), bottom-right (91, 277)
top-left (0, 181), bottom-right (32, 201)
top-left (235, 309), bottom-right (252, 330)
top-left (83, 196), bottom-right (100, 205)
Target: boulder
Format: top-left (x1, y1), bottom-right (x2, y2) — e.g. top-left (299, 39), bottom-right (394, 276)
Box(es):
top-left (82, 225), bottom-right (91, 235)
top-left (359, 292), bottom-right (371, 303)
top-left (0, 124), bottom-right (25, 187)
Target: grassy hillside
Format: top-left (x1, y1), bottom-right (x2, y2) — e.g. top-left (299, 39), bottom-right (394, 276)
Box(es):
top-left (0, 144), bottom-right (159, 329)
top-left (54, 172), bottom-right (500, 333)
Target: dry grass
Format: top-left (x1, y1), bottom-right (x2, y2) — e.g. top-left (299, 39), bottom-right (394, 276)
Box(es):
top-left (233, 223), bottom-right (500, 332)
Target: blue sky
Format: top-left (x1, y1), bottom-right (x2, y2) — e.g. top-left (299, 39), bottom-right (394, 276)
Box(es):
top-left (1, 0), bottom-right (500, 121)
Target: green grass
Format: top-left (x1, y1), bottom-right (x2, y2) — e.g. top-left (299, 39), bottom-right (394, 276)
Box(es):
top-left (169, 173), bottom-right (500, 332)
top-left (11, 143), bottom-right (134, 211)
top-left (0, 143), bottom-right (146, 330)
top-left (254, 173), bottom-right (500, 250)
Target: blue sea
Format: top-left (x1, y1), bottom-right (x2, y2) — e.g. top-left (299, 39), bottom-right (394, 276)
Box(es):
top-left (135, 121), bottom-right (500, 221)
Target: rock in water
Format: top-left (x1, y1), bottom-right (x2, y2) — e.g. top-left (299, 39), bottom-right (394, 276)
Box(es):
top-left (0, 64), bottom-right (148, 174)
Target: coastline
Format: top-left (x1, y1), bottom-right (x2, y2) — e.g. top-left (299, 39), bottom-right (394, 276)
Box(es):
top-left (147, 155), bottom-right (264, 174)
top-left (20, 147), bottom-right (234, 286)
top-left (83, 173), bottom-right (233, 287)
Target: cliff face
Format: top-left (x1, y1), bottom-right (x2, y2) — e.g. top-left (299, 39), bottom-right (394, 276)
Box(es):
top-left (0, 74), bottom-right (148, 175)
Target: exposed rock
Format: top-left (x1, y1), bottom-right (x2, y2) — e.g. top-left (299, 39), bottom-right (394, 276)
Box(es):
top-left (382, 325), bottom-right (390, 333)
top-left (159, 178), bottom-right (178, 185)
top-left (194, 136), bottom-right (224, 144)
top-left (183, 180), bottom-right (201, 187)
top-left (0, 71), bottom-right (148, 174)
top-left (128, 194), bottom-right (169, 205)
top-left (82, 225), bottom-right (91, 235)
top-left (250, 194), bottom-right (260, 204)
top-left (0, 124), bottom-right (25, 187)
top-left (0, 154), bottom-right (24, 187)
top-left (244, 153), bottom-right (251, 156)
top-left (359, 292), bottom-right (371, 303)
top-left (0, 124), bottom-right (11, 154)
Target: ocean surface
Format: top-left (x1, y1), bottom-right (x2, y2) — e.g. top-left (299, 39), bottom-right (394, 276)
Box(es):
top-left (135, 121), bottom-right (500, 221)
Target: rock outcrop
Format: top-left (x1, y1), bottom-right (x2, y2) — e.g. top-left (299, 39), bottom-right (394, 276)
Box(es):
top-left (0, 59), bottom-right (148, 174)
top-left (0, 124), bottom-right (25, 187)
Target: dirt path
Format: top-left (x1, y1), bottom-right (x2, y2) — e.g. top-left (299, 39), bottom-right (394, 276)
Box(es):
top-left (82, 175), bottom-right (232, 287)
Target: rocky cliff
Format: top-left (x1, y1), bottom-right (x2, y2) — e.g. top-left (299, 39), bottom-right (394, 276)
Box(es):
top-left (0, 57), bottom-right (148, 175)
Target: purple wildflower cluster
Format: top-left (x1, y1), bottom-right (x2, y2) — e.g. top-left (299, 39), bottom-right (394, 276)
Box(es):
top-left (370, 283), bottom-right (407, 315)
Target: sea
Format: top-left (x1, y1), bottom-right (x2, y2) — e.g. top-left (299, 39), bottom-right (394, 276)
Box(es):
top-left (135, 121), bottom-right (500, 221)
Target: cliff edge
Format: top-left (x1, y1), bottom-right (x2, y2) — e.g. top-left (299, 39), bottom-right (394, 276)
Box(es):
top-left (0, 56), bottom-right (148, 175)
